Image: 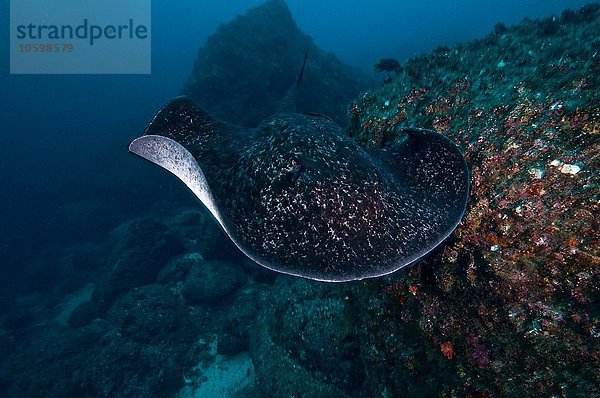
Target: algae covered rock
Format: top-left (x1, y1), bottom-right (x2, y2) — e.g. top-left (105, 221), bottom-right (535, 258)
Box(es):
top-left (217, 287), bottom-right (262, 356)
top-left (182, 259), bottom-right (247, 304)
top-left (106, 284), bottom-right (192, 344)
top-left (91, 218), bottom-right (185, 316)
top-left (157, 251), bottom-right (203, 284)
top-left (251, 277), bottom-right (364, 397)
top-left (346, 4), bottom-right (600, 397)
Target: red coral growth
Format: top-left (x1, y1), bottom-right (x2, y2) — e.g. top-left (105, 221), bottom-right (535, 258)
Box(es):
top-left (350, 6), bottom-right (600, 396)
top-left (466, 333), bottom-right (490, 368)
top-left (440, 342), bottom-right (454, 360)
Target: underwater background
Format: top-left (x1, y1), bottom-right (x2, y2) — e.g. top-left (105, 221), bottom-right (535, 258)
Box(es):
top-left (0, 0), bottom-right (598, 396)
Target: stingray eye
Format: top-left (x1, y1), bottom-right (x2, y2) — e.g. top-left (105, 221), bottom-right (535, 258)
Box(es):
top-left (286, 158), bottom-right (304, 185)
top-left (270, 158), bottom-right (305, 192)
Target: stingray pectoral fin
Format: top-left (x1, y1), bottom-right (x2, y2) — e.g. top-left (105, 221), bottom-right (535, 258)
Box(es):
top-left (142, 96), bottom-right (233, 147)
top-left (128, 135), bottom-right (223, 225)
top-left (369, 127), bottom-right (469, 235)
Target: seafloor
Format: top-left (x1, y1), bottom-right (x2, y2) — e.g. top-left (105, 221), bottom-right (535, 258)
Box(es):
top-left (0, 1), bottom-right (598, 397)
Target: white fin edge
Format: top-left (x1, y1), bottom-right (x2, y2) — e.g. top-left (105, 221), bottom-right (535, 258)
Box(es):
top-left (129, 135), bottom-right (224, 227)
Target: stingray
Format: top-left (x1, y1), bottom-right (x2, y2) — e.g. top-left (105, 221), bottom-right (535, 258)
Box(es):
top-left (129, 62), bottom-right (469, 282)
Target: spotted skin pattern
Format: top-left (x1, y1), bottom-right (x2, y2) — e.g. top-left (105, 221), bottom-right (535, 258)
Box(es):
top-left (130, 98), bottom-right (469, 282)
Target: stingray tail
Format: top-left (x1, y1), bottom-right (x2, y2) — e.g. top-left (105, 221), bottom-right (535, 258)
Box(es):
top-left (277, 46), bottom-right (310, 114)
top-left (295, 46), bottom-right (309, 89)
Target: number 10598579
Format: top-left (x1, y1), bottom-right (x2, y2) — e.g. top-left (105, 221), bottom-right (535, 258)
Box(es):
top-left (19, 43), bottom-right (74, 52)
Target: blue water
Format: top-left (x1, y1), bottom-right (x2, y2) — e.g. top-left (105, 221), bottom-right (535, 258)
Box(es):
top-left (0, 1), bottom-right (594, 396)
top-left (0, 0), bottom-right (589, 248)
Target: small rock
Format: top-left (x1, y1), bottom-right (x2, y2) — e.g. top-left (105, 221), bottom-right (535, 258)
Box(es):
top-left (182, 260), bottom-right (247, 304)
top-left (157, 252), bottom-right (203, 284)
top-left (560, 163), bottom-right (581, 175)
top-left (68, 300), bottom-right (98, 328)
top-left (528, 167), bottom-right (544, 179)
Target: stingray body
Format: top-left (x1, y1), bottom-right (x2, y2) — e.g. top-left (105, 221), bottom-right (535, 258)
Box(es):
top-left (130, 98), bottom-right (469, 282)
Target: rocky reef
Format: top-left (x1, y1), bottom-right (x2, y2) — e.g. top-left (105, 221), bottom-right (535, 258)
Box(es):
top-left (242, 3), bottom-right (600, 397)
top-left (0, 208), bottom-right (267, 398)
top-left (182, 0), bottom-right (372, 127)
top-left (1, 2), bottom-right (598, 398)
top-left (341, 4), bottom-right (599, 396)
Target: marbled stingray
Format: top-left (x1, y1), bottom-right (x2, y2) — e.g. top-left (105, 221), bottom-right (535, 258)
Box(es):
top-left (129, 93), bottom-right (469, 282)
